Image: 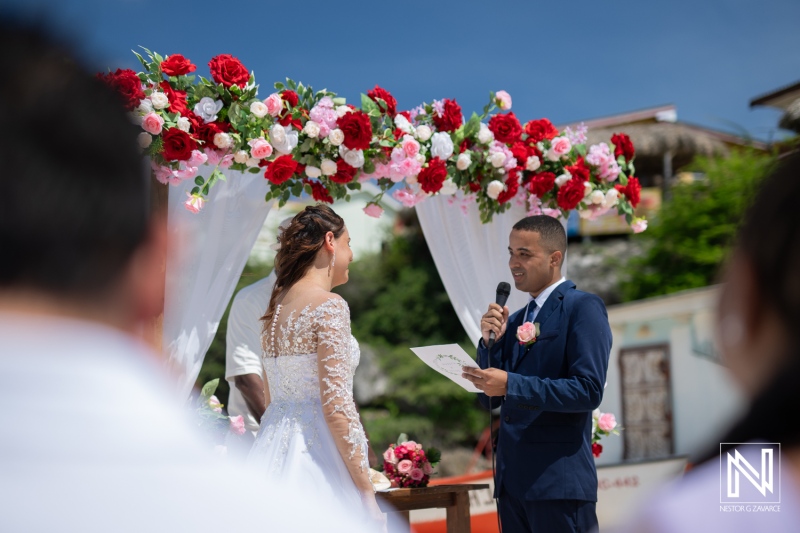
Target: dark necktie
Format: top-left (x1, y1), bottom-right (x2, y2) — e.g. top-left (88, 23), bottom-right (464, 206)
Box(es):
top-left (525, 300), bottom-right (538, 323)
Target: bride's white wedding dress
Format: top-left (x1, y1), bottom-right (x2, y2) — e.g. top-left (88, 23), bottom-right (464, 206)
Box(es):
top-left (247, 296), bottom-right (370, 511)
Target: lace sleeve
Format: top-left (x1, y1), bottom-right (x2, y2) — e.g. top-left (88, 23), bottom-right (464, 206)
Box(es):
top-left (314, 297), bottom-right (372, 493)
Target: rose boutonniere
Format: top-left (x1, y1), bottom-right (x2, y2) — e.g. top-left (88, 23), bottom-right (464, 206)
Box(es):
top-left (517, 321), bottom-right (540, 347)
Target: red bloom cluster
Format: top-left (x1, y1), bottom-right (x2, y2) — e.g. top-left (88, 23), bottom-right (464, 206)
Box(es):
top-left (615, 176), bottom-right (641, 208)
top-left (158, 80), bottom-right (189, 115)
top-left (489, 112), bottom-right (523, 144)
top-left (418, 158), bottom-right (448, 194)
top-left (160, 54), bottom-right (196, 77)
top-left (367, 85), bottom-right (397, 117)
top-left (592, 442), bottom-right (603, 458)
top-left (432, 99), bottom-right (463, 132)
top-left (524, 118), bottom-right (559, 144)
top-left (383, 443), bottom-right (433, 488)
top-left (565, 156), bottom-right (590, 183)
top-left (527, 171), bottom-right (556, 198)
top-left (208, 54), bottom-right (250, 88)
top-left (264, 154), bottom-right (298, 185)
top-left (162, 128), bottom-right (197, 161)
top-left (611, 133), bottom-right (635, 162)
top-left (557, 177), bottom-right (586, 210)
top-left (496, 170), bottom-right (520, 205)
top-left (96, 68), bottom-right (144, 111)
top-left (337, 110), bottom-right (373, 151)
top-left (330, 160), bottom-right (358, 184)
top-left (305, 180), bottom-right (333, 204)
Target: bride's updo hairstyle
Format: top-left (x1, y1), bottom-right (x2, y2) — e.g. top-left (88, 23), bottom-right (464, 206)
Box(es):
top-left (262, 204), bottom-right (345, 326)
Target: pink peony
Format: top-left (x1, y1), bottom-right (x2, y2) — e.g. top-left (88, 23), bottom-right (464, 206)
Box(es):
top-left (141, 112), bottom-right (164, 135)
top-left (495, 90), bottom-right (512, 110)
top-left (516, 321), bottom-right (537, 344)
top-left (363, 204), bottom-right (384, 218)
top-left (383, 447), bottom-right (396, 464)
top-left (229, 415), bottom-right (246, 435)
top-left (248, 138), bottom-right (273, 159)
top-left (264, 93), bottom-right (283, 117)
top-left (410, 468), bottom-right (425, 481)
top-left (398, 460), bottom-right (413, 474)
top-left (598, 413), bottom-right (617, 432)
top-left (185, 192), bottom-right (205, 214)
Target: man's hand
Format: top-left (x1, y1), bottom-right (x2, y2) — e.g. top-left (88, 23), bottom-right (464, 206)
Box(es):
top-left (462, 366), bottom-right (508, 397)
top-left (234, 373), bottom-right (267, 420)
top-left (481, 303), bottom-right (509, 345)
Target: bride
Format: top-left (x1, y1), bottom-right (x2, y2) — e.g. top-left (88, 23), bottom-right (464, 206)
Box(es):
top-left (247, 205), bottom-right (385, 529)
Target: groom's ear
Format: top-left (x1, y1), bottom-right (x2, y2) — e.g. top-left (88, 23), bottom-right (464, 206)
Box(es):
top-left (550, 250), bottom-right (563, 268)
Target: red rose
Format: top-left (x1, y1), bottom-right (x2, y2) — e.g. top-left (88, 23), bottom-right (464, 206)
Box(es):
top-left (418, 158), bottom-right (448, 194)
top-left (524, 118), bottom-right (559, 143)
top-left (160, 54), bottom-right (196, 77)
top-left (468, 181), bottom-right (482, 193)
top-left (497, 171), bottom-right (520, 204)
top-left (459, 138), bottom-right (472, 154)
top-left (161, 128), bottom-right (197, 161)
top-left (527, 171), bottom-right (556, 197)
top-left (367, 85), bottom-right (397, 117)
top-left (510, 142), bottom-right (531, 168)
top-left (304, 180), bottom-right (333, 204)
top-left (611, 133), bottom-right (635, 162)
top-left (489, 112), bottom-right (523, 144)
top-left (337, 111), bottom-right (373, 151)
top-left (97, 68), bottom-right (144, 111)
top-left (556, 178), bottom-right (586, 210)
top-left (566, 156), bottom-right (590, 182)
top-left (194, 120), bottom-right (229, 147)
top-left (592, 443), bottom-right (603, 458)
top-left (281, 90), bottom-right (299, 108)
top-left (432, 99), bottom-right (463, 132)
top-left (615, 176), bottom-right (641, 208)
top-left (158, 81), bottom-right (188, 116)
top-left (330, 159), bottom-right (358, 184)
top-left (208, 54), bottom-right (250, 88)
top-left (264, 154), bottom-right (298, 185)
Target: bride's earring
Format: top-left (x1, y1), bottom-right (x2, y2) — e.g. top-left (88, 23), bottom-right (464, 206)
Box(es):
top-left (328, 250), bottom-right (336, 277)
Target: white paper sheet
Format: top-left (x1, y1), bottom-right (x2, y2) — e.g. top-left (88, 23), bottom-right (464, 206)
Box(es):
top-left (410, 344), bottom-right (482, 393)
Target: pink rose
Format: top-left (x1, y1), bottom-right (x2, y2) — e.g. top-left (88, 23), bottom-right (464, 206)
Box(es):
top-left (410, 468), bottom-right (424, 481)
top-left (363, 204), bottom-right (384, 218)
top-left (265, 93), bottom-right (283, 117)
top-left (152, 163), bottom-right (177, 185)
top-left (495, 90), bottom-right (512, 110)
top-left (542, 208), bottom-right (561, 218)
top-left (204, 148), bottom-right (222, 166)
top-left (219, 154), bottom-right (234, 169)
top-left (398, 459), bottom-right (413, 474)
top-left (383, 447), bottom-right (396, 464)
top-left (598, 413), bottom-right (617, 432)
top-left (185, 192), bottom-right (205, 214)
top-left (187, 150), bottom-right (208, 168)
top-left (142, 112), bottom-right (164, 135)
top-left (392, 189), bottom-right (422, 208)
top-left (175, 166), bottom-right (198, 180)
top-left (632, 218), bottom-right (648, 234)
top-left (394, 445), bottom-right (407, 458)
top-left (401, 135), bottom-right (420, 158)
top-left (248, 138), bottom-right (273, 159)
top-left (401, 441), bottom-right (420, 451)
top-left (423, 462), bottom-right (433, 475)
top-left (229, 415), bottom-right (246, 435)
top-left (516, 321), bottom-right (537, 344)
top-left (550, 136), bottom-right (572, 157)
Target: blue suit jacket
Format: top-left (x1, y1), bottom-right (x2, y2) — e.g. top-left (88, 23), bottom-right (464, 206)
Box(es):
top-left (477, 280), bottom-right (611, 502)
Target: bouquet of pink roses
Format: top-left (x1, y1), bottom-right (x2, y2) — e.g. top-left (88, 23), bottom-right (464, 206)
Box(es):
top-left (591, 409), bottom-right (621, 458)
top-left (381, 434), bottom-right (441, 488)
top-left (195, 378), bottom-right (247, 455)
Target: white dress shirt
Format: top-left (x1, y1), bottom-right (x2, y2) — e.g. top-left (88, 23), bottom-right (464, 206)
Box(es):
top-left (528, 276), bottom-right (567, 322)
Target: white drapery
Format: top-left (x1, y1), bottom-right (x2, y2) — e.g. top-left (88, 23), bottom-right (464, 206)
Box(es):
top-left (163, 166), bottom-right (272, 398)
top-left (416, 197), bottom-right (567, 347)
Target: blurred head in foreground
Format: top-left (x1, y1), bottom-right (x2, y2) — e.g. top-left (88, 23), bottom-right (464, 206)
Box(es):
top-left (0, 18), bottom-right (164, 332)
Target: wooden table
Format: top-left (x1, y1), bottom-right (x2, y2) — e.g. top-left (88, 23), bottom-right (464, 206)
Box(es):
top-left (376, 484), bottom-right (490, 533)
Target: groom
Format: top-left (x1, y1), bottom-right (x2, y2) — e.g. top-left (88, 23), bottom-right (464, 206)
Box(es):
top-left (462, 215), bottom-right (611, 532)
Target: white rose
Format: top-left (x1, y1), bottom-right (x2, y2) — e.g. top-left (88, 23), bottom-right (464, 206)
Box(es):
top-left (149, 91), bottom-right (169, 110)
top-left (440, 178), bottom-right (458, 195)
top-left (525, 156), bottom-right (541, 172)
top-left (415, 153), bottom-right (426, 164)
top-left (490, 151), bottom-right (506, 168)
top-left (329, 128), bottom-right (345, 146)
top-left (176, 116), bottom-right (191, 133)
top-left (305, 165), bottom-right (322, 178)
top-left (486, 180), bottom-right (505, 200)
top-left (584, 182), bottom-right (593, 197)
top-left (456, 153), bottom-right (472, 171)
top-left (406, 174), bottom-right (418, 185)
top-left (303, 120), bottom-right (321, 139)
top-left (546, 147), bottom-right (561, 162)
top-left (605, 188), bottom-right (620, 206)
top-left (336, 105), bottom-right (352, 118)
top-left (555, 172), bottom-right (571, 187)
top-left (590, 190), bottom-right (605, 204)
top-left (137, 132), bottom-right (152, 149)
top-left (194, 96), bottom-right (224, 123)
top-left (478, 123), bottom-right (494, 144)
top-left (341, 147), bottom-right (365, 168)
top-left (415, 125), bottom-right (432, 142)
top-left (320, 159), bottom-right (337, 176)
top-left (270, 124), bottom-right (298, 154)
top-left (250, 101), bottom-right (269, 118)
top-left (430, 132), bottom-right (454, 160)
top-left (270, 124), bottom-right (286, 144)
top-left (246, 158), bottom-right (260, 168)
top-left (234, 150), bottom-right (249, 164)
top-left (137, 99), bottom-right (153, 115)
top-left (213, 132), bottom-right (232, 150)
top-left (394, 114), bottom-right (413, 134)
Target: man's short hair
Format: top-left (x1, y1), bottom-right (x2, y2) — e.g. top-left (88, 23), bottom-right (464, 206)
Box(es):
top-left (0, 21), bottom-right (148, 297)
top-left (512, 215), bottom-right (567, 258)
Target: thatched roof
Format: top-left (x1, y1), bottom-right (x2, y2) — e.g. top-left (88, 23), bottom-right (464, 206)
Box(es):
top-left (585, 121), bottom-right (765, 158)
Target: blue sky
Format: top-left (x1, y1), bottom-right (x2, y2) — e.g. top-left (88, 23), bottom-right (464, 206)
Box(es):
top-left (4, 0), bottom-right (799, 142)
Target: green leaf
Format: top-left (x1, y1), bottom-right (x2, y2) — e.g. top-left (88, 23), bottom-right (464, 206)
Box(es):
top-left (363, 159), bottom-right (375, 175)
top-left (346, 182), bottom-right (362, 190)
top-left (360, 93), bottom-right (381, 116)
top-left (332, 97), bottom-right (347, 106)
top-left (463, 113), bottom-right (481, 139)
top-left (200, 378), bottom-right (219, 400)
top-left (194, 177), bottom-right (204, 186)
top-left (249, 167), bottom-right (261, 174)
top-left (618, 173), bottom-right (628, 186)
top-left (575, 144), bottom-right (587, 157)
top-left (291, 182), bottom-right (303, 197)
top-left (396, 433), bottom-right (409, 446)
top-left (190, 186), bottom-right (200, 195)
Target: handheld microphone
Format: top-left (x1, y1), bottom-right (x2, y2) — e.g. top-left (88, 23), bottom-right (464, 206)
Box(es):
top-left (487, 282), bottom-right (511, 349)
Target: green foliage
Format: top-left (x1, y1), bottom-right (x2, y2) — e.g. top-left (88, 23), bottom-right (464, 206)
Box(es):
top-left (620, 149), bottom-right (777, 301)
